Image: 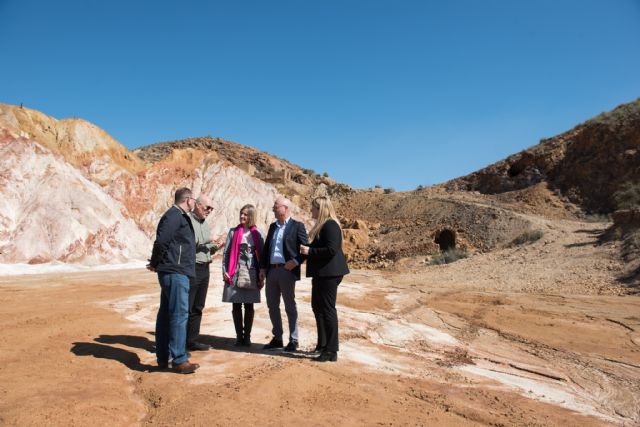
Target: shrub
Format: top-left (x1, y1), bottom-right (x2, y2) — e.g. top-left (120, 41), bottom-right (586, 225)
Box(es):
top-left (322, 171), bottom-right (329, 177)
top-left (430, 248), bottom-right (469, 265)
top-left (613, 181), bottom-right (640, 210)
top-left (383, 187), bottom-right (395, 194)
top-left (511, 230), bottom-right (544, 246)
top-left (416, 185), bottom-right (424, 191)
top-left (628, 231), bottom-right (640, 251)
top-left (584, 213), bottom-right (610, 223)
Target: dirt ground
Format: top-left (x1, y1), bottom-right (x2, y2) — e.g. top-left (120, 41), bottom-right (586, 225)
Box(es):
top-left (1, 219), bottom-right (639, 426)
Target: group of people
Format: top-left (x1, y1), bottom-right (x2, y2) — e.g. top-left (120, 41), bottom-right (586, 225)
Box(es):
top-left (147, 188), bottom-right (349, 374)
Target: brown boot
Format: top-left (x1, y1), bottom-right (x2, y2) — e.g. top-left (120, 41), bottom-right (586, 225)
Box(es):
top-left (172, 361), bottom-right (200, 374)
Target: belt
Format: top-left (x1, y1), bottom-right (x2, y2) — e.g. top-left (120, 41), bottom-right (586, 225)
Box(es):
top-left (270, 263), bottom-right (286, 268)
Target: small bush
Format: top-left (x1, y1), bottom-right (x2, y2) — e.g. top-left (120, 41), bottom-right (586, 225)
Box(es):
top-left (322, 171), bottom-right (329, 177)
top-left (302, 168), bottom-right (315, 175)
top-left (613, 181), bottom-right (640, 210)
top-left (627, 230), bottom-right (640, 250)
top-left (511, 230), bottom-right (544, 246)
top-left (383, 187), bottom-right (395, 194)
top-left (584, 213), bottom-right (610, 223)
top-left (416, 185), bottom-right (424, 191)
top-left (430, 248), bottom-right (469, 265)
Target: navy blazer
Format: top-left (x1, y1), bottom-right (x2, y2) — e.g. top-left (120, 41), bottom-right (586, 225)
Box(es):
top-left (261, 218), bottom-right (309, 280)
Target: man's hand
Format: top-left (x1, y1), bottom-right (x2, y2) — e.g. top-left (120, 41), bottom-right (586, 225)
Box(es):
top-left (223, 272), bottom-right (231, 283)
top-left (284, 260), bottom-right (297, 271)
top-left (299, 244), bottom-right (309, 255)
top-left (146, 263), bottom-right (156, 272)
top-left (259, 269), bottom-right (266, 282)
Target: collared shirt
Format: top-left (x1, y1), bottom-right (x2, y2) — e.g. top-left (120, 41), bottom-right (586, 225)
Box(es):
top-left (188, 211), bottom-right (215, 264)
top-left (270, 216), bottom-right (291, 264)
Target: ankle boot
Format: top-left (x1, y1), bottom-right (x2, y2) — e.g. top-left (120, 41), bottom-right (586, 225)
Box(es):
top-left (243, 307), bottom-right (254, 346)
top-left (232, 308), bottom-right (244, 346)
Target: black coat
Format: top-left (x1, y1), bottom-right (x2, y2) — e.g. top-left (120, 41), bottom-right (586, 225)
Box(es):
top-left (149, 205), bottom-right (196, 278)
top-left (305, 219), bottom-right (349, 278)
top-left (262, 218), bottom-right (309, 280)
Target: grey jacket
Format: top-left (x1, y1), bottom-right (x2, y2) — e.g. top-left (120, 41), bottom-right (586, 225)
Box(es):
top-left (188, 212), bottom-right (219, 264)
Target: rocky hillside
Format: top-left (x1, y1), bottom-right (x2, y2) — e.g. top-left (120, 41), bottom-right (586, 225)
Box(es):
top-left (2, 98), bottom-right (637, 269)
top-left (0, 104), bottom-right (304, 265)
top-left (443, 98), bottom-right (640, 213)
top-left (135, 136), bottom-right (352, 210)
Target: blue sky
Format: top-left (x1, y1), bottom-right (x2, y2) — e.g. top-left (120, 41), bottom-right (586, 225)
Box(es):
top-left (1, 1), bottom-right (639, 190)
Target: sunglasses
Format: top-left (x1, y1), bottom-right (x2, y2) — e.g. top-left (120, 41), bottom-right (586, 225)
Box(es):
top-left (196, 201), bottom-right (214, 212)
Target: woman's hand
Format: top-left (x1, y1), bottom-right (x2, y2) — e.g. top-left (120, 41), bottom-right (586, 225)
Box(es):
top-left (299, 244), bottom-right (309, 255)
top-left (223, 272), bottom-right (231, 283)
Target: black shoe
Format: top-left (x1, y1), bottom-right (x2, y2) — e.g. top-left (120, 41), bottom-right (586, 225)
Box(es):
top-left (242, 335), bottom-right (252, 347)
top-left (312, 345), bottom-right (326, 354)
top-left (234, 336), bottom-right (244, 347)
top-left (313, 351), bottom-right (338, 362)
top-left (284, 340), bottom-right (299, 352)
top-left (263, 338), bottom-right (284, 350)
top-left (188, 342), bottom-right (210, 351)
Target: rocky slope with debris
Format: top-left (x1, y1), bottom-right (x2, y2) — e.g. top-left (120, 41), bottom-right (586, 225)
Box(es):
top-left (443, 98), bottom-right (640, 214)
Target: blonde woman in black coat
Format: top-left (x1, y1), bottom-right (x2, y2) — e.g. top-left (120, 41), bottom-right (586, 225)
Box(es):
top-left (299, 196), bottom-right (349, 362)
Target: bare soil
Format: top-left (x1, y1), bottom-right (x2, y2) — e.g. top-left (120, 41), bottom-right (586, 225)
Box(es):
top-left (1, 219), bottom-right (639, 426)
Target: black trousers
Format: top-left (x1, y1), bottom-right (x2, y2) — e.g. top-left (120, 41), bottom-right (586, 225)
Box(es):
top-left (187, 263), bottom-right (210, 346)
top-left (311, 276), bottom-right (342, 353)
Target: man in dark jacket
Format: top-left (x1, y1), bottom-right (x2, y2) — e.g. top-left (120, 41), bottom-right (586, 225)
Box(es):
top-left (259, 196), bottom-right (309, 352)
top-left (147, 187), bottom-right (200, 374)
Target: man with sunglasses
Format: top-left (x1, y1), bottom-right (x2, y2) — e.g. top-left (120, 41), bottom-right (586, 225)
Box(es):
top-left (186, 194), bottom-right (223, 351)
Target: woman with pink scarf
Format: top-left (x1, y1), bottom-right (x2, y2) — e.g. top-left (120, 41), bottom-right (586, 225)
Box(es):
top-left (222, 204), bottom-right (265, 346)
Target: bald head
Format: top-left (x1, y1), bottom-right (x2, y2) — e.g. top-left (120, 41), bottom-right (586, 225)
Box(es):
top-left (193, 194), bottom-right (214, 219)
top-left (272, 196), bottom-right (291, 222)
top-left (197, 194), bottom-right (212, 207)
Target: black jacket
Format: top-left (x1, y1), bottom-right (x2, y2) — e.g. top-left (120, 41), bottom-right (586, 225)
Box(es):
top-left (262, 218), bottom-right (309, 280)
top-left (305, 219), bottom-right (349, 278)
top-left (149, 205), bottom-right (196, 278)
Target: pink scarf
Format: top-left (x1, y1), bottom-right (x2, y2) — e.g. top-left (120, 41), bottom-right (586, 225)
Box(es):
top-left (227, 224), bottom-right (262, 283)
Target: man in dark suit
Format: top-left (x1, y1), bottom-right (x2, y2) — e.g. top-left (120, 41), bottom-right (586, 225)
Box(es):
top-left (259, 196), bottom-right (309, 351)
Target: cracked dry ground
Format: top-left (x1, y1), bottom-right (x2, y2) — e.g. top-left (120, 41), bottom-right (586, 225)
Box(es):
top-left (1, 220), bottom-right (639, 426)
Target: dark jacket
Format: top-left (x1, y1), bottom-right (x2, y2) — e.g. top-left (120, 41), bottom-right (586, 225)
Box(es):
top-left (149, 205), bottom-right (196, 278)
top-left (261, 218), bottom-right (309, 280)
top-left (305, 219), bottom-right (349, 278)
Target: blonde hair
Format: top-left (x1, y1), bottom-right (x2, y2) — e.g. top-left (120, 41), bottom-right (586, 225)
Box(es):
top-left (240, 204), bottom-right (257, 227)
top-left (308, 196), bottom-right (341, 241)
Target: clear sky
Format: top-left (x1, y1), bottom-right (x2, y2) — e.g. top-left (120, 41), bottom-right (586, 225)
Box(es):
top-left (1, 1), bottom-right (639, 190)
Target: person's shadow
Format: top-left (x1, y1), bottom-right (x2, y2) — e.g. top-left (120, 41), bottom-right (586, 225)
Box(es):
top-left (71, 333), bottom-right (319, 371)
top-left (71, 334), bottom-right (161, 372)
top-left (197, 334), bottom-right (319, 360)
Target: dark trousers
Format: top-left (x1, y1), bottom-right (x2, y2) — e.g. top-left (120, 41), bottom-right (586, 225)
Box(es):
top-left (232, 303), bottom-right (255, 338)
top-left (311, 276), bottom-right (342, 353)
top-left (187, 263), bottom-right (210, 346)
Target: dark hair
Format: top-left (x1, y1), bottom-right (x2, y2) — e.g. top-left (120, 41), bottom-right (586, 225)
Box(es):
top-left (174, 187), bottom-right (192, 204)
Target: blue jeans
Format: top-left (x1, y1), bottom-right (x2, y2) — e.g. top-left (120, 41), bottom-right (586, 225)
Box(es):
top-left (155, 272), bottom-right (190, 365)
